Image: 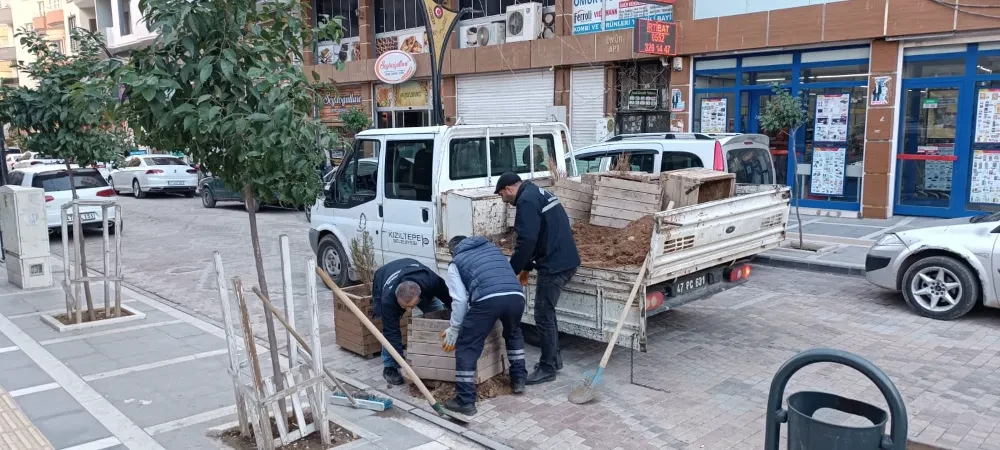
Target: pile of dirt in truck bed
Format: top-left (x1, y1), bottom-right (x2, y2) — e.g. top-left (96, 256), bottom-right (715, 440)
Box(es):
top-left (572, 215), bottom-right (653, 267)
top-left (489, 216), bottom-right (652, 268)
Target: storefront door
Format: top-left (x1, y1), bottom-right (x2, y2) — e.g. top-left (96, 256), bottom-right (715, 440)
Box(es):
top-left (894, 83), bottom-right (966, 217)
top-left (746, 91), bottom-right (792, 186)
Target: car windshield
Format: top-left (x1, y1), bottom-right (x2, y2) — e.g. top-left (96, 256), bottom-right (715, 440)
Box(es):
top-left (146, 157), bottom-right (186, 166)
top-left (31, 169), bottom-right (108, 192)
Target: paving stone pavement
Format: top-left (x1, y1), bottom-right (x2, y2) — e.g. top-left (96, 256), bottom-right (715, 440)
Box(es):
top-left (0, 385), bottom-right (53, 450)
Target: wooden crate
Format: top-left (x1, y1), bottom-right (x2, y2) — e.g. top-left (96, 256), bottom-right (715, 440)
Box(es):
top-left (588, 173), bottom-right (663, 229)
top-left (660, 168), bottom-right (735, 209)
top-left (407, 317), bottom-right (506, 384)
top-left (504, 178), bottom-right (554, 228)
top-left (548, 179), bottom-right (593, 225)
top-left (334, 284), bottom-right (411, 357)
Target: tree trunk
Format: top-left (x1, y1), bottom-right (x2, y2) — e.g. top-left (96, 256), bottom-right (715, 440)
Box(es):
top-left (789, 128), bottom-right (804, 250)
top-left (243, 184), bottom-right (287, 423)
top-left (66, 162), bottom-right (96, 321)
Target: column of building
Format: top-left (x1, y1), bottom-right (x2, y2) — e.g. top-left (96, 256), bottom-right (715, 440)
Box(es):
top-left (861, 40), bottom-right (900, 219)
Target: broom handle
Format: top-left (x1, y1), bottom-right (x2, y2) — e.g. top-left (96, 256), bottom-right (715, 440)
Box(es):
top-left (315, 267), bottom-right (439, 408)
top-left (250, 287), bottom-right (358, 407)
top-left (598, 254), bottom-right (649, 369)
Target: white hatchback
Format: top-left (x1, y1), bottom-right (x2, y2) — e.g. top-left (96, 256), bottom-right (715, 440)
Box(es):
top-left (109, 155), bottom-right (198, 198)
top-left (11, 151), bottom-right (65, 170)
top-left (6, 165), bottom-right (119, 232)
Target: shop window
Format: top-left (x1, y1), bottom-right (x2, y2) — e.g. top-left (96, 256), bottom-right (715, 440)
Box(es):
top-left (315, 0), bottom-right (360, 39)
top-left (977, 56), bottom-right (1000, 75)
top-left (616, 61), bottom-right (669, 110)
top-left (662, 152), bottom-right (704, 172)
top-left (459, 0), bottom-right (555, 19)
top-left (742, 69), bottom-right (793, 85)
top-left (374, 0), bottom-right (425, 33)
top-left (797, 86), bottom-right (868, 203)
top-left (693, 92), bottom-right (735, 133)
top-left (903, 59), bottom-right (965, 78)
top-left (800, 63), bottom-right (870, 83)
top-left (384, 140), bottom-right (433, 201)
top-left (695, 73), bottom-right (736, 89)
top-left (449, 135), bottom-right (556, 180)
top-left (330, 139), bottom-right (380, 207)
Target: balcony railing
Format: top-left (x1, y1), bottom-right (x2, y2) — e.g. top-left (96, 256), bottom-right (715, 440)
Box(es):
top-left (46, 9), bottom-right (64, 28)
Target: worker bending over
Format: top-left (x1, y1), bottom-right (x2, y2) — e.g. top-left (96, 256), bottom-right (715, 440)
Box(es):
top-left (440, 235), bottom-right (527, 416)
top-left (372, 258), bottom-right (452, 385)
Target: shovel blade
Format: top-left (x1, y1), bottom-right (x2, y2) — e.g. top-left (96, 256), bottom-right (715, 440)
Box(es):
top-left (568, 375), bottom-right (599, 404)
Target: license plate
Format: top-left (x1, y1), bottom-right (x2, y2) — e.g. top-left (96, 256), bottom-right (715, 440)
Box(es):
top-left (69, 213), bottom-right (98, 222)
top-left (168, 181), bottom-right (185, 186)
top-left (671, 274), bottom-right (708, 296)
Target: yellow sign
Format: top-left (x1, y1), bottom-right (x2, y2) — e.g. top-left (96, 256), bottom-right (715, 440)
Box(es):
top-left (394, 81), bottom-right (430, 108)
top-left (423, 0), bottom-right (458, 63)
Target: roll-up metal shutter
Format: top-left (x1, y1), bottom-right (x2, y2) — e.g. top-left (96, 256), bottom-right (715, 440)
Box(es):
top-left (456, 70), bottom-right (555, 125)
top-left (570, 67), bottom-right (606, 148)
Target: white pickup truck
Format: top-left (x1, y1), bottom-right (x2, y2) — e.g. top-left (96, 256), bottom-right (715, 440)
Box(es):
top-left (309, 123), bottom-right (790, 350)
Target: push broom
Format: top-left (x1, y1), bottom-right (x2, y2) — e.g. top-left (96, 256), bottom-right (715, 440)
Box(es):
top-left (251, 287), bottom-right (392, 411)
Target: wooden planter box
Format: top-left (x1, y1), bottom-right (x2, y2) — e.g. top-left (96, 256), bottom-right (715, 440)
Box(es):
top-left (660, 168), bottom-right (735, 208)
top-left (334, 285), bottom-right (411, 357)
top-left (407, 317), bottom-right (506, 384)
top-left (587, 172), bottom-right (663, 228)
top-left (549, 179), bottom-right (593, 225)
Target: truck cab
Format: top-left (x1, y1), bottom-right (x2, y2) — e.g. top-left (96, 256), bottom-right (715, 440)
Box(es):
top-left (308, 123), bottom-right (573, 286)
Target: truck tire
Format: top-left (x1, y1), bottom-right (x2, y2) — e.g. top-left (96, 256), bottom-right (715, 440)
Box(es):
top-left (318, 235), bottom-right (349, 286)
top-left (901, 256), bottom-right (979, 320)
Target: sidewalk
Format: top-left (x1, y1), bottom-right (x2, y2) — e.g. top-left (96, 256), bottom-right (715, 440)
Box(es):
top-left (0, 257), bottom-right (481, 450)
top-left (755, 214), bottom-right (964, 276)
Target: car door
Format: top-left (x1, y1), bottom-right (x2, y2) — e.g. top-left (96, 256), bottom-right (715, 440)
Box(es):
top-left (113, 156), bottom-right (137, 187)
top-left (380, 135), bottom-right (437, 269)
top-left (320, 137), bottom-right (385, 266)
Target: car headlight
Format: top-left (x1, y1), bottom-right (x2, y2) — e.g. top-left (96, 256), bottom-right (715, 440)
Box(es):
top-left (873, 234), bottom-right (905, 247)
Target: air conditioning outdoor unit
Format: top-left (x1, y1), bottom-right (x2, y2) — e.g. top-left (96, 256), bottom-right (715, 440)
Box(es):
top-left (459, 22), bottom-right (506, 49)
top-left (505, 2), bottom-right (543, 43)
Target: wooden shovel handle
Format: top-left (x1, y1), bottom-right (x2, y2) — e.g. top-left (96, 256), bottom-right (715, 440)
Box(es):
top-left (314, 267), bottom-right (438, 408)
top-left (598, 254), bottom-right (650, 369)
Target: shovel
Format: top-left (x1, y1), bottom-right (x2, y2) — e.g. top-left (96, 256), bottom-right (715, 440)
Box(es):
top-left (568, 254), bottom-right (649, 405)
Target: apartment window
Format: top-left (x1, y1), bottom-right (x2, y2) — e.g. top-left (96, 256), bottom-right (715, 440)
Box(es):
top-left (315, 0), bottom-right (359, 39)
top-left (118, 0), bottom-right (132, 36)
top-left (68, 16), bottom-right (79, 52)
top-left (0, 61), bottom-right (13, 79)
top-left (46, 0), bottom-right (58, 10)
top-left (458, 0), bottom-right (555, 19)
top-left (37, 1), bottom-right (44, 16)
top-left (0, 25), bottom-right (9, 47)
top-left (374, 0), bottom-right (424, 33)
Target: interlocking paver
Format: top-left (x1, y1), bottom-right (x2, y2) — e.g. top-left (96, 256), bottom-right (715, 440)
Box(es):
top-left (0, 384), bottom-right (53, 450)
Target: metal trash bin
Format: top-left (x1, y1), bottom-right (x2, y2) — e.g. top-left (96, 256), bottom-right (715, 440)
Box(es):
top-left (764, 348), bottom-right (908, 450)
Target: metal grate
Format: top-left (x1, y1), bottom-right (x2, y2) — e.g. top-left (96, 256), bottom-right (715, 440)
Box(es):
top-left (760, 213), bottom-right (784, 229)
top-left (662, 235), bottom-right (695, 254)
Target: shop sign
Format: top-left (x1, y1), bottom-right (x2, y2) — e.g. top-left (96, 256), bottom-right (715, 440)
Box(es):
top-left (634, 19), bottom-right (676, 56)
top-left (319, 86), bottom-right (365, 123)
top-left (572, 0), bottom-right (673, 35)
top-left (423, 0), bottom-right (458, 59)
top-left (375, 50), bottom-right (417, 84)
top-left (394, 81), bottom-right (430, 108)
top-left (627, 89), bottom-right (658, 110)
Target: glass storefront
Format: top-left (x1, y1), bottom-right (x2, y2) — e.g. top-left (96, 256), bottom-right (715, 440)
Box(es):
top-left (693, 47), bottom-right (870, 211)
top-left (374, 80), bottom-right (432, 128)
top-left (895, 43), bottom-right (1000, 218)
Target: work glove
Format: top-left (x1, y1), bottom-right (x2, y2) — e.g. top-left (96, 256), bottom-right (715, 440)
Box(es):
top-left (518, 270), bottom-right (530, 287)
top-left (441, 326), bottom-right (460, 352)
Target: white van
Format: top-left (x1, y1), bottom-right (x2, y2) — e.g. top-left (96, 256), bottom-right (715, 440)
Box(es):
top-left (573, 133), bottom-right (776, 185)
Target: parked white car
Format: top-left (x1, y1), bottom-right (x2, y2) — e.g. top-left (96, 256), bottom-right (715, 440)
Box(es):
top-left (5, 152), bottom-right (22, 171)
top-left (109, 155), bottom-right (198, 198)
top-left (11, 151), bottom-right (65, 170)
top-left (6, 165), bottom-right (119, 232)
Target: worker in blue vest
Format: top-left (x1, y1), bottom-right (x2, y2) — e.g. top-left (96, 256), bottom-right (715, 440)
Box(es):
top-left (372, 258), bottom-right (452, 385)
top-left (440, 235), bottom-right (527, 416)
top-left (494, 172), bottom-right (580, 385)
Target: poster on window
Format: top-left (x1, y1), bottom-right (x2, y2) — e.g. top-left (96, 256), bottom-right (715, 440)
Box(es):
top-left (970, 150), bottom-right (1000, 204)
top-left (572, 0), bottom-right (673, 35)
top-left (974, 89), bottom-right (1000, 143)
top-left (809, 147), bottom-right (847, 196)
top-left (916, 145), bottom-right (954, 191)
top-left (700, 98), bottom-right (727, 133)
top-left (813, 94), bottom-right (850, 143)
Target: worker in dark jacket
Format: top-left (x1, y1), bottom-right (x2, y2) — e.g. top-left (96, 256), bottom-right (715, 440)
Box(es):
top-left (372, 258), bottom-right (452, 385)
top-left (439, 235), bottom-right (527, 416)
top-left (494, 172), bottom-right (580, 385)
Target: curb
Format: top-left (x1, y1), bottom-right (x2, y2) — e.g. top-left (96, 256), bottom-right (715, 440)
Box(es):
top-left (753, 253), bottom-right (866, 278)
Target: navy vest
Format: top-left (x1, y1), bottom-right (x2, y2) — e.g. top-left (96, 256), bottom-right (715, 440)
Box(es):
top-left (452, 236), bottom-right (523, 303)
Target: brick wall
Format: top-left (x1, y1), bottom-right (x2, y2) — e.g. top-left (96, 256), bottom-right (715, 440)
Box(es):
top-left (861, 40), bottom-right (899, 219)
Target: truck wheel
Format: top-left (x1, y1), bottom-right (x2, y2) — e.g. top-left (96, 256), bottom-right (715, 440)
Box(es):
top-left (318, 235), bottom-right (349, 287)
top-left (901, 256), bottom-right (979, 320)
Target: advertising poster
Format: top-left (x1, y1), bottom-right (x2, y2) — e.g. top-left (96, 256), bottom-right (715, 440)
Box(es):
top-left (871, 75), bottom-right (891, 106)
top-left (700, 98), bottom-right (727, 133)
top-left (917, 145), bottom-right (954, 191)
top-left (809, 147), bottom-right (847, 196)
top-left (813, 93), bottom-right (850, 142)
top-left (970, 150), bottom-right (1000, 204)
top-left (975, 89), bottom-right (1000, 144)
top-left (573, 0), bottom-right (673, 35)
top-left (670, 88), bottom-right (685, 112)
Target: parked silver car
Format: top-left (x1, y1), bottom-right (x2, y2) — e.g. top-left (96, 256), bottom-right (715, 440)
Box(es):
top-left (866, 215), bottom-right (1000, 320)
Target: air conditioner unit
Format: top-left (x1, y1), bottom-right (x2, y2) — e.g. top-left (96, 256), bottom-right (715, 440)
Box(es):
top-left (505, 2), bottom-right (543, 43)
top-left (459, 22), bottom-right (506, 49)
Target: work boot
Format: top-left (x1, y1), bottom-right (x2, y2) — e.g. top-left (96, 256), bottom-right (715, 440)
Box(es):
top-left (383, 367), bottom-right (404, 386)
top-left (443, 398), bottom-right (477, 416)
top-left (525, 365), bottom-right (556, 385)
top-left (511, 378), bottom-right (526, 395)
